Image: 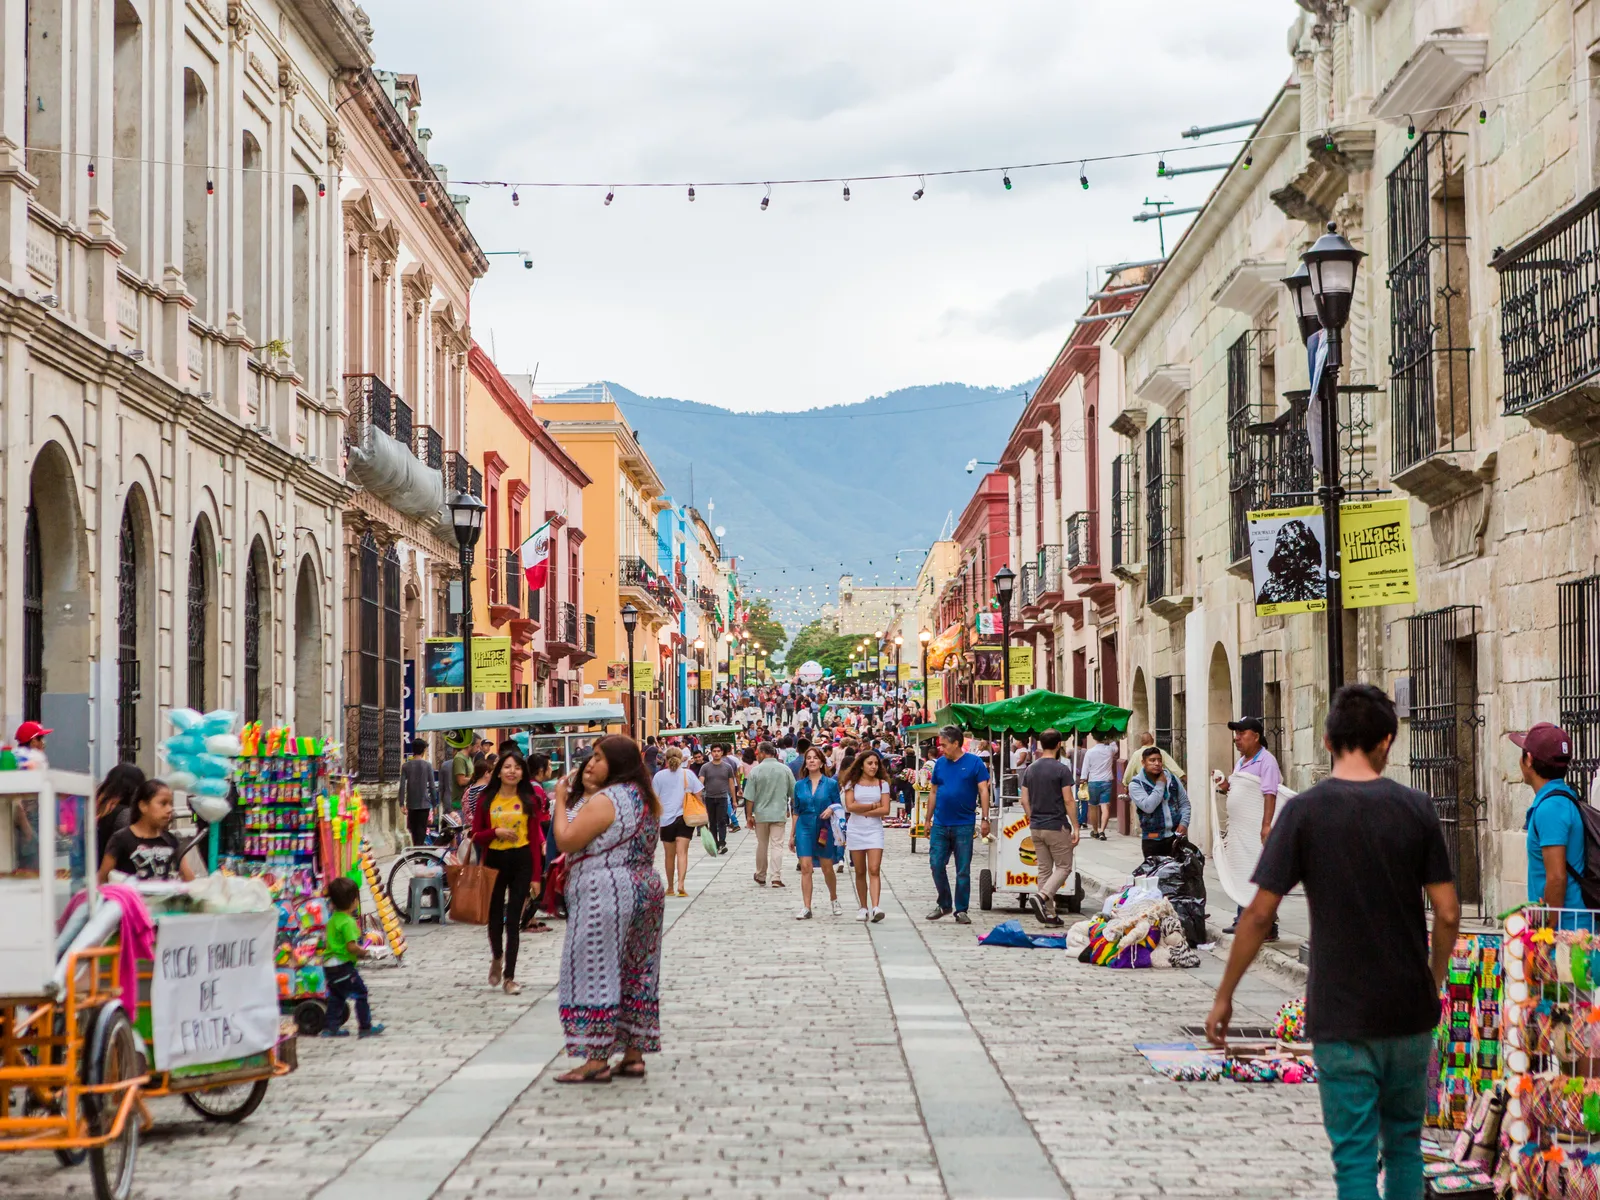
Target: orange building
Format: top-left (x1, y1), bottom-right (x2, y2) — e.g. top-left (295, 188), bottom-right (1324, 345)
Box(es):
top-left (465, 347), bottom-right (592, 709)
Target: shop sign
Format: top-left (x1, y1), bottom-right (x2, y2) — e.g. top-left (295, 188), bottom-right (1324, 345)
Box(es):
top-left (926, 677), bottom-right (944, 708)
top-left (151, 911), bottom-right (278, 1071)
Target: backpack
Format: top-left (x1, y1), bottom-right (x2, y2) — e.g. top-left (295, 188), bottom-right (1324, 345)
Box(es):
top-left (1553, 783), bottom-right (1600, 909)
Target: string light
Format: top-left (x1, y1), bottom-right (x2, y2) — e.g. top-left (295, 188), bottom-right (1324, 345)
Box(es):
top-left (1242, 151), bottom-right (1252, 169)
top-left (418, 188), bottom-right (427, 206)
top-left (318, 179), bottom-right (326, 198)
top-left (687, 185), bottom-right (695, 201)
top-left (760, 184), bottom-right (771, 211)
top-left (843, 182), bottom-right (851, 201)
top-left (1405, 114), bottom-right (1415, 140)
top-left (512, 189), bottom-right (520, 205)
top-left (1479, 105), bottom-right (1487, 124)
top-left (604, 189), bottom-right (614, 205)
top-left (1156, 158), bottom-right (1166, 176)
top-left (206, 178), bottom-right (214, 196)
top-left (912, 176), bottom-right (925, 201)
top-left (1079, 162), bottom-right (1088, 189)
top-left (1323, 130), bottom-right (1335, 150)
top-left (1002, 171), bottom-right (1012, 190)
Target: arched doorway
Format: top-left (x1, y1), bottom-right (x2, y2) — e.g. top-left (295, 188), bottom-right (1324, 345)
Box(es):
top-left (294, 555), bottom-right (323, 737)
top-left (1207, 643), bottom-right (1234, 779)
top-left (1130, 667), bottom-right (1150, 744)
top-left (117, 487), bottom-right (157, 767)
top-left (28, 444), bottom-right (91, 769)
top-left (188, 517), bottom-right (219, 710)
top-left (244, 538), bottom-right (270, 723)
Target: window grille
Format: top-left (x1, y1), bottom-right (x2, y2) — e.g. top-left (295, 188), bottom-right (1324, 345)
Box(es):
top-left (1111, 452), bottom-right (1139, 571)
top-left (504, 547), bottom-right (521, 609)
top-left (244, 546), bottom-right (263, 723)
top-left (1239, 649), bottom-right (1284, 754)
top-left (382, 545), bottom-right (402, 782)
top-left (1405, 605), bottom-right (1485, 908)
top-left (1144, 418), bottom-right (1184, 604)
top-left (1065, 514), bottom-right (1097, 573)
top-left (1388, 131), bottom-right (1472, 471)
top-left (1227, 333), bottom-right (1269, 563)
top-left (23, 506), bottom-right (42, 722)
top-left (117, 506), bottom-right (140, 763)
top-left (1559, 575), bottom-right (1600, 796)
top-left (188, 527), bottom-right (208, 709)
top-left (1154, 674), bottom-right (1187, 772)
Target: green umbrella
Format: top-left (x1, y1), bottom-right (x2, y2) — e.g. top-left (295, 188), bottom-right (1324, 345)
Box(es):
top-left (942, 691), bottom-right (1132, 736)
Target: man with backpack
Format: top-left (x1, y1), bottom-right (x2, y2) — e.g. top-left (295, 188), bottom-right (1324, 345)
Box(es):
top-left (1514, 723), bottom-right (1592, 909)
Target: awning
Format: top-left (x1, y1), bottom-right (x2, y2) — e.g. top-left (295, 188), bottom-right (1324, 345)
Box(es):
top-left (416, 703), bottom-right (626, 733)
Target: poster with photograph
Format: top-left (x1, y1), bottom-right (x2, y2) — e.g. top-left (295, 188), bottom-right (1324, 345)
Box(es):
top-left (1247, 506), bottom-right (1327, 616)
top-left (973, 645), bottom-right (1004, 685)
top-left (423, 637), bottom-right (465, 693)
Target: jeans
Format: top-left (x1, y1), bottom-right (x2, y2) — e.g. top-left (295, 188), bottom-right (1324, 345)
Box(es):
top-left (324, 962), bottom-right (373, 1032)
top-left (928, 823), bottom-right (974, 913)
top-left (706, 794), bottom-right (731, 848)
top-left (1314, 1032), bottom-right (1432, 1200)
top-left (484, 845), bottom-right (533, 981)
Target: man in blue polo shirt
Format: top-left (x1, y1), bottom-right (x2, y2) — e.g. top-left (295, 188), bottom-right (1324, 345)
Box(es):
top-left (1514, 722), bottom-right (1586, 909)
top-left (927, 725), bottom-right (992, 924)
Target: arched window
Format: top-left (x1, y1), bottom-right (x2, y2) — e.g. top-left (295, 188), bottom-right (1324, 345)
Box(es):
top-left (117, 504), bottom-right (140, 762)
top-left (112, 1), bottom-right (143, 270)
top-left (23, 504), bottom-right (42, 722)
top-left (382, 545), bottom-right (401, 779)
top-left (183, 69), bottom-right (209, 319)
top-left (294, 556), bottom-right (323, 737)
top-left (242, 132), bottom-right (263, 341)
top-left (26, 0), bottom-right (65, 214)
top-left (243, 540), bottom-right (267, 723)
top-left (188, 523), bottom-right (211, 709)
top-left (292, 186), bottom-right (310, 374)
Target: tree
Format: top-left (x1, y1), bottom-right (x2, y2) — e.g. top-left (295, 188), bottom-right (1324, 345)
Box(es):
top-left (743, 598), bottom-right (787, 661)
top-left (787, 618), bottom-right (863, 681)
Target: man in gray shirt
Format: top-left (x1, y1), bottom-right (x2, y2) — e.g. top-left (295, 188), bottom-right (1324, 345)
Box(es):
top-left (398, 739), bottom-right (438, 847)
top-left (1019, 729), bottom-right (1078, 925)
top-left (699, 744), bottom-right (740, 854)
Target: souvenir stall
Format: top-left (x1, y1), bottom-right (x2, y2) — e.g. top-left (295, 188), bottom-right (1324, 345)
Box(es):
top-left (1427, 932), bottom-right (1504, 1132)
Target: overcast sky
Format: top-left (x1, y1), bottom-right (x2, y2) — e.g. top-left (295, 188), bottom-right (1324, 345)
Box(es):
top-left (370, 1), bottom-right (1293, 412)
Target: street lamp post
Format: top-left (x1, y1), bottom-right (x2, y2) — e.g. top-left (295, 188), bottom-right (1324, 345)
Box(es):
top-left (448, 491), bottom-right (487, 710)
top-left (1285, 223), bottom-right (1365, 695)
top-left (693, 637), bottom-right (706, 724)
top-left (993, 566), bottom-right (1016, 699)
top-left (621, 603), bottom-right (639, 736)
top-left (894, 634), bottom-right (904, 699)
top-left (919, 628), bottom-right (932, 718)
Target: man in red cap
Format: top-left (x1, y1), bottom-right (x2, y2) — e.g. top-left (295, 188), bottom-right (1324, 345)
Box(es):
top-left (1512, 722), bottom-right (1586, 909)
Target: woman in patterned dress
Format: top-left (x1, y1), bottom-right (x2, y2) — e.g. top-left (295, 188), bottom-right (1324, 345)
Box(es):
top-left (552, 734), bottom-right (665, 1083)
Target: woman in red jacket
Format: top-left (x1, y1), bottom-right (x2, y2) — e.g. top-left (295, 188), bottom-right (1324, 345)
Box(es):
top-left (471, 750), bottom-right (542, 994)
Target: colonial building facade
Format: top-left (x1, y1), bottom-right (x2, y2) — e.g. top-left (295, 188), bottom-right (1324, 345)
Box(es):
top-left (0, 0), bottom-right (367, 775)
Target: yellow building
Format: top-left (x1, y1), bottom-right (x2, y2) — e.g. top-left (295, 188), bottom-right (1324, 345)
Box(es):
top-left (465, 348), bottom-right (592, 714)
top-left (529, 386), bottom-right (676, 737)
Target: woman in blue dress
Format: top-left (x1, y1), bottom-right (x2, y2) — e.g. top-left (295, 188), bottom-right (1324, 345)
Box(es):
top-left (789, 746), bottom-right (844, 919)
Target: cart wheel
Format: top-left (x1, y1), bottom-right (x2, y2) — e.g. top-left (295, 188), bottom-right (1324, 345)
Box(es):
top-left (25, 1011), bottom-right (90, 1167)
top-left (1017, 894), bottom-right (1030, 912)
top-left (979, 869), bottom-right (994, 911)
top-left (292, 999), bottom-right (327, 1036)
top-left (83, 1005), bottom-right (139, 1200)
top-left (182, 1078), bottom-right (269, 1124)
top-left (1065, 875), bottom-right (1085, 914)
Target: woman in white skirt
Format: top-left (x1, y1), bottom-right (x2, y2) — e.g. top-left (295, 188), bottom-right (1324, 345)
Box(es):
top-left (841, 749), bottom-right (892, 922)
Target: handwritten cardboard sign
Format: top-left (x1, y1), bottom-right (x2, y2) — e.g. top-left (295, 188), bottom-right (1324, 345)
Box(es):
top-left (151, 911), bottom-right (278, 1071)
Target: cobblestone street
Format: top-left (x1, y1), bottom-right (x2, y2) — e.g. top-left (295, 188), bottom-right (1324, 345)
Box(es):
top-left (3, 831), bottom-right (1336, 1200)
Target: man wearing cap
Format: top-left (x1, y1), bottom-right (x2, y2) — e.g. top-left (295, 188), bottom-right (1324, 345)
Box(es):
top-left (1514, 723), bottom-right (1587, 910)
top-left (1219, 716), bottom-right (1282, 940)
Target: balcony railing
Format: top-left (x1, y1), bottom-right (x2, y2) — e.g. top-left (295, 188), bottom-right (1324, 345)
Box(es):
top-left (393, 396), bottom-right (413, 448)
top-left (559, 600), bottom-right (579, 647)
top-left (486, 553), bottom-right (502, 605)
top-left (504, 547), bottom-right (521, 609)
top-left (442, 453), bottom-right (483, 501)
top-left (1065, 514), bottom-right (1097, 574)
top-left (619, 554), bottom-right (680, 611)
top-left (1492, 184), bottom-right (1600, 443)
top-left (584, 613), bottom-right (597, 656)
top-left (1036, 544), bottom-right (1062, 597)
top-left (1111, 453), bottom-right (1140, 575)
top-left (412, 424), bottom-right (444, 470)
top-left (1019, 563), bottom-right (1040, 609)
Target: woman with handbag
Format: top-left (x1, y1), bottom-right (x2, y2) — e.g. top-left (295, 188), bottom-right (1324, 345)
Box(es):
top-left (553, 734), bottom-right (666, 1083)
top-left (651, 747), bottom-right (701, 898)
top-left (790, 746), bottom-right (844, 920)
top-left (470, 750), bottom-right (541, 995)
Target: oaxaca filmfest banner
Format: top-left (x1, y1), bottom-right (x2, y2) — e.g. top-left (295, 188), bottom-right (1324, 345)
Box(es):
top-left (1247, 506), bottom-right (1327, 617)
top-left (1340, 500), bottom-right (1417, 609)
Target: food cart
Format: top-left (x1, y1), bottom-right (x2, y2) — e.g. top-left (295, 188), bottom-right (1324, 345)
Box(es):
top-left (658, 725), bottom-right (741, 751)
top-left (939, 692), bottom-right (1131, 913)
top-left (417, 703), bottom-right (627, 781)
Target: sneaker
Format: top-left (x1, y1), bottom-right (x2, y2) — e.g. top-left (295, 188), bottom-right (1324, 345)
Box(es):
top-left (926, 906), bottom-right (950, 921)
top-left (1040, 914), bottom-right (1065, 927)
top-left (830, 899), bottom-right (843, 917)
top-left (870, 908), bottom-right (885, 923)
top-left (753, 874), bottom-right (766, 886)
top-left (796, 907), bottom-right (813, 920)
top-left (1026, 893), bottom-right (1045, 921)
top-left (319, 1028), bottom-right (350, 1038)
top-left (719, 845), bottom-right (729, 855)
top-left (358, 1024), bottom-right (385, 1038)
top-left (954, 912), bottom-right (972, 925)
top-left (771, 880), bottom-right (786, 888)
top-left (855, 907), bottom-right (869, 922)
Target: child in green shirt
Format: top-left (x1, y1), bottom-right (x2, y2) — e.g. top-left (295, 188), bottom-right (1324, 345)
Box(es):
top-left (320, 876), bottom-right (383, 1038)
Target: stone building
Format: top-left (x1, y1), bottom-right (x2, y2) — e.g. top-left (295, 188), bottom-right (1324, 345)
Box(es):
top-left (1107, 0), bottom-right (1600, 913)
top-left (0, 0), bottom-right (368, 775)
top-left (336, 62), bottom-right (485, 823)
top-left (834, 574), bottom-right (914, 638)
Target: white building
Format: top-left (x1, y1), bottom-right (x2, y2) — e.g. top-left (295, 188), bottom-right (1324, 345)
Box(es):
top-left (0, 0), bottom-right (370, 773)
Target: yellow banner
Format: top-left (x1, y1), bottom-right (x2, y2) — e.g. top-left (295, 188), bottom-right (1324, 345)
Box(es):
top-left (473, 637), bottom-right (513, 694)
top-left (1340, 499), bottom-right (1417, 609)
top-left (1009, 646), bottom-right (1034, 689)
top-left (632, 662), bottom-right (655, 692)
top-left (423, 636), bottom-right (512, 693)
top-left (927, 677), bottom-right (944, 708)
top-left (698, 669), bottom-right (713, 690)
top-left (898, 664), bottom-right (914, 681)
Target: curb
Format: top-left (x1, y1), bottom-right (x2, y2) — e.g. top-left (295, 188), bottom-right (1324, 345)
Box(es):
top-left (1076, 864), bottom-right (1309, 989)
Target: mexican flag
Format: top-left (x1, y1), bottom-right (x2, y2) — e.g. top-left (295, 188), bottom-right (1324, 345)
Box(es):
top-left (520, 521), bottom-right (552, 591)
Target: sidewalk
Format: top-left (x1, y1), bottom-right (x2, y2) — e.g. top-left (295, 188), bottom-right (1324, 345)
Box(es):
top-left (1068, 826), bottom-right (1311, 985)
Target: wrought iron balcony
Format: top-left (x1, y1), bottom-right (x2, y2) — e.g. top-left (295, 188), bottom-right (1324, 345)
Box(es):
top-left (1019, 562), bottom-right (1040, 610)
top-left (559, 600), bottom-right (579, 647)
top-left (504, 547), bottom-right (521, 609)
top-left (412, 424), bottom-right (444, 470)
top-left (485, 553), bottom-right (502, 605)
top-left (584, 613), bottom-right (597, 656)
top-left (1492, 184), bottom-right (1600, 445)
top-left (1111, 453), bottom-right (1141, 578)
top-left (344, 374), bottom-right (420, 449)
top-left (1036, 544), bottom-right (1062, 597)
top-left (619, 554), bottom-right (680, 612)
top-left (1065, 514), bottom-right (1098, 578)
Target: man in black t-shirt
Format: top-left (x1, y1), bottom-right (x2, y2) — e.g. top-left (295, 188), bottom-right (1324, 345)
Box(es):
top-left (1019, 729), bottom-right (1077, 925)
top-left (1206, 684), bottom-right (1458, 1200)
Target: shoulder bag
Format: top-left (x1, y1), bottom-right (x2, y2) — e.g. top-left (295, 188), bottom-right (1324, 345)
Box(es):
top-left (682, 769), bottom-right (709, 828)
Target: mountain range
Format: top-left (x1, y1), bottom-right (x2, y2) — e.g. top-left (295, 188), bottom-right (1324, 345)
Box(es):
top-left (598, 379), bottom-right (1035, 629)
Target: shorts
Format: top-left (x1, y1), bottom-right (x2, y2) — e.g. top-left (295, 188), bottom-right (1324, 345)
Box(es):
top-left (1087, 780), bottom-right (1113, 807)
top-left (660, 816), bottom-right (692, 843)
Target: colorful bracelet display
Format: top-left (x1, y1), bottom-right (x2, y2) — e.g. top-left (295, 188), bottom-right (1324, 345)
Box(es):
top-left (1428, 933), bottom-right (1503, 1130)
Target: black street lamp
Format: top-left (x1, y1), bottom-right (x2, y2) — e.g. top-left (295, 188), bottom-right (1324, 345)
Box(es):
top-left (919, 627), bottom-right (932, 717)
top-left (894, 634), bottom-right (904, 697)
top-left (621, 603), bottom-right (639, 736)
top-left (448, 490), bottom-right (487, 709)
top-left (993, 565), bottom-right (1016, 698)
top-left (1286, 221), bottom-right (1365, 695)
top-left (693, 637), bottom-right (706, 724)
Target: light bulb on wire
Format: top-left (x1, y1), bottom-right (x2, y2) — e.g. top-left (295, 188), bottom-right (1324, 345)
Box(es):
top-left (761, 184), bottom-right (770, 211)
top-left (512, 189), bottom-right (519, 206)
top-left (843, 182), bottom-right (851, 201)
top-left (1079, 163), bottom-right (1088, 190)
top-left (1002, 171), bottom-right (1012, 190)
top-left (688, 185), bottom-right (696, 202)
top-left (604, 189), bottom-right (614, 206)
top-left (912, 176), bottom-right (925, 201)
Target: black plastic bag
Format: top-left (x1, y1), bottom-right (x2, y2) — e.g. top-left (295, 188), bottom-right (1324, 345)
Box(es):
top-left (1170, 896), bottom-right (1208, 949)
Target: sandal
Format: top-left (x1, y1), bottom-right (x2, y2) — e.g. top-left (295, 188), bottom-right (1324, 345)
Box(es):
top-left (503, 979), bottom-right (523, 995)
top-left (614, 1059), bottom-right (647, 1078)
top-left (522, 919), bottom-right (552, 932)
top-left (555, 1064), bottom-right (612, 1084)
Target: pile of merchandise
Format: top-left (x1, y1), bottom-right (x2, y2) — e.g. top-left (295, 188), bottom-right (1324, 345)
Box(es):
top-left (1428, 933), bottom-right (1503, 1131)
top-left (1273, 997), bottom-right (1307, 1044)
top-left (1135, 1041), bottom-right (1317, 1084)
top-left (1068, 878), bottom-right (1200, 969)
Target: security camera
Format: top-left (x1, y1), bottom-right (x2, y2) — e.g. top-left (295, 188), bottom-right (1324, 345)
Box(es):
top-left (965, 458), bottom-right (977, 474)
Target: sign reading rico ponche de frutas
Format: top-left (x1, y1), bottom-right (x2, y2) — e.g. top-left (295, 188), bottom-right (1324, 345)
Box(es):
top-left (151, 911), bottom-right (279, 1071)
